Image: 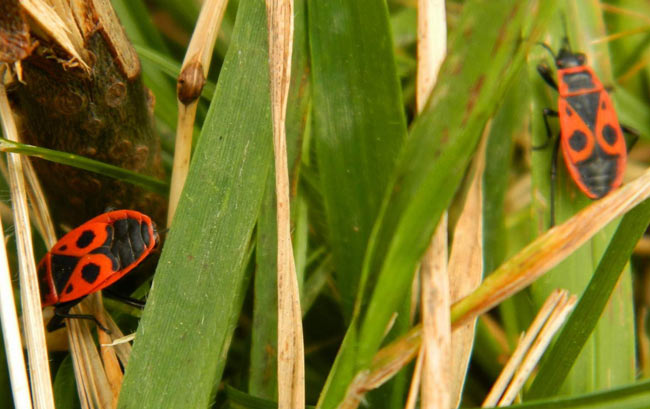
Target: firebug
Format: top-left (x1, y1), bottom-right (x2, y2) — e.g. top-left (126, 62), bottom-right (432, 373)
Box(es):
top-left (38, 209), bottom-right (159, 332)
top-left (536, 40), bottom-right (636, 225)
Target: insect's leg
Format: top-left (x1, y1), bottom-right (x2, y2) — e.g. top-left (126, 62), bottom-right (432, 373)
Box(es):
top-left (103, 289), bottom-right (146, 309)
top-left (533, 108), bottom-right (559, 150)
top-left (537, 64), bottom-right (559, 91)
top-left (621, 124), bottom-right (640, 151)
top-left (51, 304), bottom-right (111, 333)
top-left (549, 134), bottom-right (561, 228)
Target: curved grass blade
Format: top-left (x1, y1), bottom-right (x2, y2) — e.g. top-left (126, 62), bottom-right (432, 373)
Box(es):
top-left (117, 0), bottom-right (273, 407)
top-left (316, 2), bottom-right (559, 408)
top-left (526, 197), bottom-right (650, 399)
top-left (0, 138), bottom-right (168, 196)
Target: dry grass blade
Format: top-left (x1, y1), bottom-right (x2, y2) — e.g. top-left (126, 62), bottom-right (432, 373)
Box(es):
top-left (404, 348), bottom-right (424, 409)
top-left (415, 0), bottom-right (448, 408)
top-left (266, 1), bottom-right (305, 408)
top-left (0, 75), bottom-right (55, 409)
top-left (67, 315), bottom-right (112, 409)
top-left (496, 294), bottom-right (576, 406)
top-left (0, 186), bottom-right (32, 409)
top-left (448, 131), bottom-right (487, 407)
top-left (339, 326), bottom-right (421, 409)
top-left (22, 123), bottom-right (113, 409)
top-left (451, 166), bottom-right (650, 328)
top-left (351, 166), bottom-right (650, 402)
top-left (88, 295), bottom-right (122, 407)
top-left (167, 0), bottom-right (228, 225)
top-left (482, 289), bottom-right (567, 407)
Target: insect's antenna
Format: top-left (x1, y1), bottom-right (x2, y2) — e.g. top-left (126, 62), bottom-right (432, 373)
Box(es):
top-left (537, 42), bottom-right (557, 61)
top-left (560, 14), bottom-right (571, 51)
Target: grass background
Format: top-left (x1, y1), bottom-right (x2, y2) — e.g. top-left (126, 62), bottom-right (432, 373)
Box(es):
top-left (3, 0), bottom-right (650, 408)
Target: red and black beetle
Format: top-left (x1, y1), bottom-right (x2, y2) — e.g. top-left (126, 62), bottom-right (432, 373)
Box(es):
top-left (38, 209), bottom-right (159, 332)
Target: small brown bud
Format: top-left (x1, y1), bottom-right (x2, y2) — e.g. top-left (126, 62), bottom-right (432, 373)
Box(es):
top-left (177, 61), bottom-right (205, 104)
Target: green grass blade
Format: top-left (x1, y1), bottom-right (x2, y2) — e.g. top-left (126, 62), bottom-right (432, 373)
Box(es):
top-left (112, 0), bottom-right (179, 132)
top-left (308, 0), bottom-right (407, 320)
top-left (527, 198), bottom-right (650, 399)
top-left (53, 356), bottom-right (79, 409)
top-left (529, 3), bottom-right (636, 395)
top-left (316, 2), bottom-right (558, 407)
top-left (478, 379), bottom-right (650, 409)
top-left (0, 138), bottom-right (168, 196)
top-left (117, 0), bottom-right (272, 407)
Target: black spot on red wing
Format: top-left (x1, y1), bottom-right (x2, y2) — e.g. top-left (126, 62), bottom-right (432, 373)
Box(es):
top-left (601, 101), bottom-right (606, 109)
top-left (76, 230), bottom-right (95, 249)
top-left (81, 263), bottom-right (101, 284)
top-left (565, 107), bottom-right (572, 116)
top-left (65, 284), bottom-right (74, 294)
top-left (51, 254), bottom-right (80, 294)
top-left (569, 130), bottom-right (588, 152)
top-left (59, 245), bottom-right (67, 251)
top-left (602, 124), bottom-right (618, 145)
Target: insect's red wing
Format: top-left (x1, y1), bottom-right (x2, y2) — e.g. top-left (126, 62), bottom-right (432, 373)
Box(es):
top-left (558, 97), bottom-right (598, 198)
top-left (594, 91), bottom-right (626, 191)
top-left (57, 252), bottom-right (117, 304)
top-left (50, 221), bottom-right (111, 257)
top-left (37, 253), bottom-right (59, 307)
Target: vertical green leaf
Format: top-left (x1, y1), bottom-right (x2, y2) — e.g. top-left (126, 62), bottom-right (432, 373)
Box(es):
top-left (308, 0), bottom-right (407, 320)
top-left (117, 0), bottom-right (273, 407)
top-left (528, 2), bottom-right (635, 396)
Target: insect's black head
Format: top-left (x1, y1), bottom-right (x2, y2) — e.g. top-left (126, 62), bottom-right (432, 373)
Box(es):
top-left (555, 48), bottom-right (586, 69)
top-left (538, 41), bottom-right (586, 69)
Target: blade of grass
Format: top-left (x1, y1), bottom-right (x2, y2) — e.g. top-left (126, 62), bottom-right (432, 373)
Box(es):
top-left (316, 2), bottom-right (559, 408)
top-left (358, 165), bottom-right (650, 401)
top-left (112, 0), bottom-right (179, 132)
top-left (480, 378), bottom-right (650, 409)
top-left (308, 0), bottom-right (408, 321)
top-left (527, 197), bottom-right (650, 399)
top-left (0, 138), bottom-right (168, 196)
top-left (415, 0), bottom-right (449, 408)
top-left (0, 75), bottom-right (54, 409)
top-left (265, 0), bottom-right (305, 407)
top-left (249, 0), bottom-right (310, 399)
top-left (529, 2), bottom-right (635, 395)
top-left (117, 0), bottom-right (273, 407)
